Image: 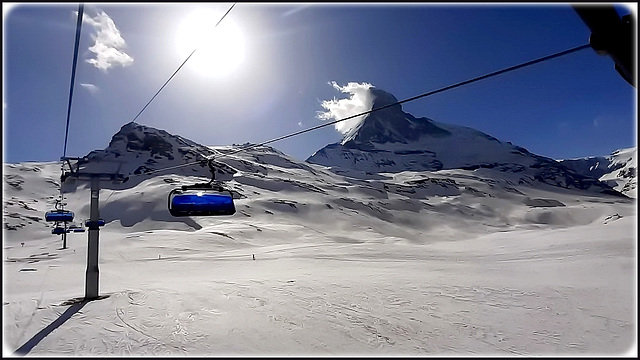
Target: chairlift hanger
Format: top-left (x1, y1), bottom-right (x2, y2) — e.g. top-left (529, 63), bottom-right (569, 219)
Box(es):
top-left (168, 158), bottom-right (236, 217)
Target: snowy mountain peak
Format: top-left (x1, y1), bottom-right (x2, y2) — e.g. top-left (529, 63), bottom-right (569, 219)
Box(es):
top-left (308, 86), bottom-right (538, 172)
top-left (307, 87), bottom-right (627, 197)
top-left (77, 122), bottom-right (218, 178)
top-left (64, 122), bottom-right (314, 193)
top-left (97, 122), bottom-right (210, 163)
top-left (559, 147), bottom-right (637, 197)
top-left (341, 87), bottom-right (451, 145)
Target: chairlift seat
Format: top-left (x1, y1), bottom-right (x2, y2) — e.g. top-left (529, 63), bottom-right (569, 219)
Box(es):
top-left (45, 210), bottom-right (75, 222)
top-left (168, 188), bottom-right (236, 217)
top-left (51, 227), bottom-right (66, 235)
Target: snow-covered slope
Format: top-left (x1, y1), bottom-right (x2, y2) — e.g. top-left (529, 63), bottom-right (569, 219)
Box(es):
top-left (559, 147), bottom-right (637, 198)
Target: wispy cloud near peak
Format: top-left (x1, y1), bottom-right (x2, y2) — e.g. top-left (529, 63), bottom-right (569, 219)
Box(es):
top-left (317, 81), bottom-right (374, 135)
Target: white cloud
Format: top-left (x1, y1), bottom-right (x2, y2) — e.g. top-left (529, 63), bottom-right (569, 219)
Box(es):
top-left (316, 81), bottom-right (374, 135)
top-left (281, 5), bottom-right (314, 17)
top-left (80, 83), bottom-right (99, 94)
top-left (82, 11), bottom-right (133, 71)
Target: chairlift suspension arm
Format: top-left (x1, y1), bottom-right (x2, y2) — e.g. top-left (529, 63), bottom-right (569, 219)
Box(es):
top-left (207, 158), bottom-right (216, 184)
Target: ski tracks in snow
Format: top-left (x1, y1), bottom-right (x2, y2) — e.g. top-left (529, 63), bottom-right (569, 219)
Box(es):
top-left (111, 290), bottom-right (211, 355)
top-left (210, 277), bottom-right (630, 356)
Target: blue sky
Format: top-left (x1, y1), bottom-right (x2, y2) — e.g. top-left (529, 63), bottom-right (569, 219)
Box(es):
top-left (3, 3), bottom-right (637, 164)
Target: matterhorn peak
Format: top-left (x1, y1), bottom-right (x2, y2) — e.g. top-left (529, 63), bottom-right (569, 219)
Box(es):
top-left (341, 87), bottom-right (451, 146)
top-left (307, 87), bottom-right (625, 196)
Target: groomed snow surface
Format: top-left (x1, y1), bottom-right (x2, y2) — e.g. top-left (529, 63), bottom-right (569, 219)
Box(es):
top-left (3, 160), bottom-right (637, 357)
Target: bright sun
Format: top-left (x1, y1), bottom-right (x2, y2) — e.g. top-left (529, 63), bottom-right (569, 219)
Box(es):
top-left (175, 9), bottom-right (245, 78)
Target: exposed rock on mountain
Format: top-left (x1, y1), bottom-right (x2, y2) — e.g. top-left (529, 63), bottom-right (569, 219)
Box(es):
top-left (559, 147), bottom-right (636, 197)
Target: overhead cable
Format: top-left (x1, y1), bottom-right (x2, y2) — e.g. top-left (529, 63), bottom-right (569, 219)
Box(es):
top-left (62, 3), bottom-right (84, 159)
top-left (59, 3), bottom-right (85, 210)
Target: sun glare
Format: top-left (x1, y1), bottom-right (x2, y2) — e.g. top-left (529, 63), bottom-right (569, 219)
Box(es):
top-left (175, 9), bottom-right (245, 78)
